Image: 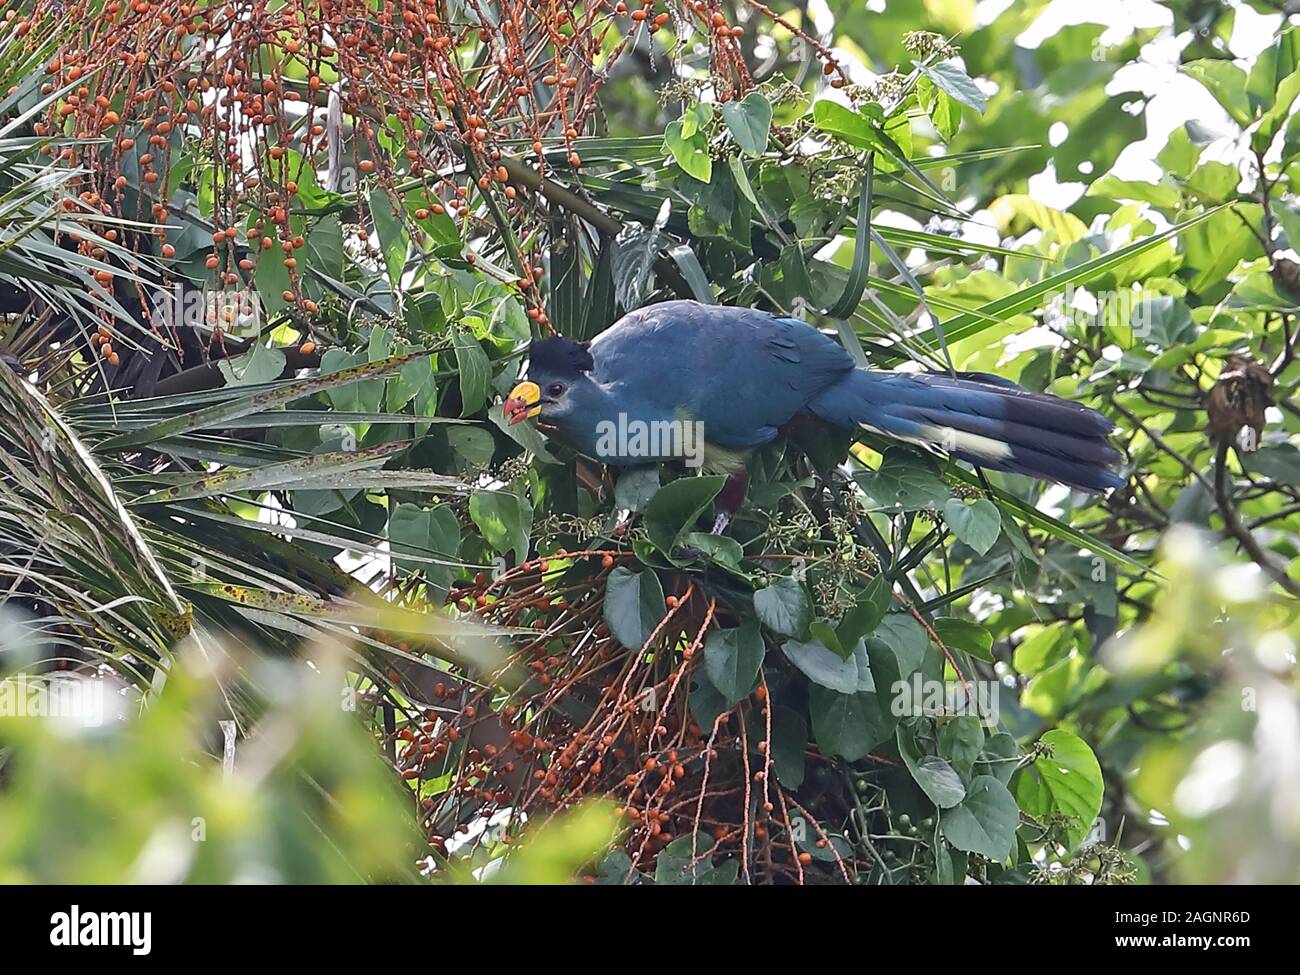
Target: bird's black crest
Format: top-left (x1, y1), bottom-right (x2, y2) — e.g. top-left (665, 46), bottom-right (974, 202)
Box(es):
top-left (528, 336), bottom-right (593, 377)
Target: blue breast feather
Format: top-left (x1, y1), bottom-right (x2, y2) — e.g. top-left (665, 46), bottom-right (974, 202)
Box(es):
top-left (590, 300), bottom-right (854, 449)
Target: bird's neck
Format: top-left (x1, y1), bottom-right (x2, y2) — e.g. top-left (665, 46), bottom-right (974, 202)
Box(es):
top-left (553, 380), bottom-right (622, 457)
top-left (557, 381), bottom-right (692, 466)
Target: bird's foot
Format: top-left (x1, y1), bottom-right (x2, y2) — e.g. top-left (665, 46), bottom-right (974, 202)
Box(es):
top-left (710, 511), bottom-right (732, 535)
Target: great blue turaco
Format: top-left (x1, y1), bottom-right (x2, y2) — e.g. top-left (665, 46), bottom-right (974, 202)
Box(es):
top-left (503, 300), bottom-right (1124, 533)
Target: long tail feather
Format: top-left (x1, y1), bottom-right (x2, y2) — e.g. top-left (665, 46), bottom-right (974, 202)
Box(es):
top-left (807, 370), bottom-right (1126, 492)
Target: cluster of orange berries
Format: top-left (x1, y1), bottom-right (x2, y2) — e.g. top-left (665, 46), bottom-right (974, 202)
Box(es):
top-left (16, 0), bottom-right (810, 350)
top-left (90, 325), bottom-right (121, 367)
top-left (396, 541), bottom-right (835, 877)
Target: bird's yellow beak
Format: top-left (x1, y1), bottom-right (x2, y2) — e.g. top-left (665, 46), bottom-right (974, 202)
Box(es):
top-left (504, 381), bottom-right (542, 425)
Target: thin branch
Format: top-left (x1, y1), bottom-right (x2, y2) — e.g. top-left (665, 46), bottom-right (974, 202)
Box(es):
top-left (1214, 439), bottom-right (1300, 596)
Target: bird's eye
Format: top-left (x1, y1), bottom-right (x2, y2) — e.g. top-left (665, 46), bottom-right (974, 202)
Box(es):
top-left (546, 383), bottom-right (565, 397)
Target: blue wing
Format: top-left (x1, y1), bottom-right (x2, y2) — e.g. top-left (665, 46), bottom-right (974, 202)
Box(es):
top-left (590, 301), bottom-right (853, 448)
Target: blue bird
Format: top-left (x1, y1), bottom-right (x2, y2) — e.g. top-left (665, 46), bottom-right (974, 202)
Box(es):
top-left (503, 301), bottom-right (1124, 531)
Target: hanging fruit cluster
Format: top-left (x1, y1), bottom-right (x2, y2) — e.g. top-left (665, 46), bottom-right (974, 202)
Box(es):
top-left (5, 0), bottom-right (842, 351)
top-left (395, 550), bottom-right (858, 883)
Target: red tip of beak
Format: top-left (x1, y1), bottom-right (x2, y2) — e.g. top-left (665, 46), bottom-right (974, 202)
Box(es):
top-left (503, 397), bottom-right (528, 425)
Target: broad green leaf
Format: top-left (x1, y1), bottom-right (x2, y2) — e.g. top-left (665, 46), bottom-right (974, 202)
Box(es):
top-left (721, 92), bottom-right (772, 156)
top-left (613, 465), bottom-right (661, 512)
top-left (489, 402), bottom-right (560, 464)
top-left (689, 671), bottom-right (728, 732)
top-left (975, 732), bottom-right (1020, 786)
top-left (469, 490), bottom-right (532, 562)
top-left (871, 613), bottom-right (930, 676)
top-left (388, 344), bottom-right (437, 412)
top-left (917, 59), bottom-right (988, 114)
top-left (809, 685), bottom-right (892, 761)
top-left (1182, 59), bottom-right (1252, 127)
top-left (680, 532), bottom-right (744, 569)
top-left (990, 194), bottom-right (1088, 245)
top-left (1012, 728), bottom-right (1104, 852)
top-left (1185, 161), bottom-right (1240, 205)
top-left (218, 343), bottom-right (286, 386)
top-left (812, 99), bottom-right (889, 152)
top-left (664, 119), bottom-right (711, 183)
top-left (369, 188), bottom-right (407, 286)
top-left (898, 720), bottom-right (966, 809)
top-left (654, 834), bottom-right (734, 885)
top-left (946, 464), bottom-right (1155, 578)
top-left (940, 208), bottom-right (1223, 346)
top-left (321, 348), bottom-right (383, 413)
top-left (933, 617), bottom-right (994, 662)
top-left (1156, 124), bottom-right (1200, 180)
top-left (783, 636), bottom-right (861, 693)
top-left (254, 250), bottom-right (293, 318)
top-left (939, 715), bottom-right (986, 775)
top-left (703, 619), bottom-right (764, 706)
top-left (808, 619), bottom-right (848, 659)
top-left (642, 475), bottom-right (725, 555)
top-left (389, 502), bottom-right (461, 595)
top-left (754, 576), bottom-right (812, 639)
top-left (603, 566), bottom-right (666, 650)
top-left (769, 705), bottom-right (807, 788)
top-left (856, 447), bottom-right (952, 512)
top-left (452, 329), bottom-right (490, 416)
top-left (943, 497), bottom-right (1001, 554)
top-left (1242, 444), bottom-right (1300, 482)
top-left (941, 775), bottom-right (1018, 861)
top-left (835, 574), bottom-right (891, 651)
top-left (1086, 173), bottom-right (1182, 209)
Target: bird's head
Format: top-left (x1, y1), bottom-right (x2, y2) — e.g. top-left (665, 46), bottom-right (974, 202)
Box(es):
top-left (504, 336), bottom-right (596, 430)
